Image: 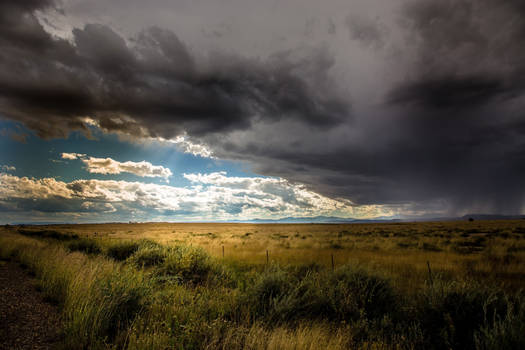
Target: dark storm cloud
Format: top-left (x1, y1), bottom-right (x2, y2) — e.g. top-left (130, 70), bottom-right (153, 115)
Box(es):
top-left (391, 0), bottom-right (525, 106)
top-left (1, 0), bottom-right (525, 216)
top-left (0, 0), bottom-right (350, 140)
top-left (344, 15), bottom-right (385, 49)
top-left (388, 75), bottom-right (504, 109)
top-left (376, 0), bottom-right (525, 213)
top-left (203, 0), bottom-right (525, 215)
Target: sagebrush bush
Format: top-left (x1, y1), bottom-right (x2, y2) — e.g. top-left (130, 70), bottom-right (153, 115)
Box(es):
top-left (158, 245), bottom-right (233, 285)
top-left (269, 271), bottom-right (330, 323)
top-left (327, 265), bottom-right (399, 321)
top-left (106, 241), bottom-right (140, 261)
top-left (416, 279), bottom-right (510, 350)
top-left (245, 266), bottom-right (293, 318)
top-left (128, 242), bottom-right (167, 268)
top-left (18, 228), bottom-right (78, 241)
top-left (475, 293), bottom-right (525, 350)
top-left (244, 265), bottom-right (398, 326)
top-left (67, 238), bottom-right (101, 255)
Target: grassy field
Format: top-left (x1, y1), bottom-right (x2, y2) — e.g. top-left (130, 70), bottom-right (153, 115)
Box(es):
top-left (1, 220), bottom-right (525, 349)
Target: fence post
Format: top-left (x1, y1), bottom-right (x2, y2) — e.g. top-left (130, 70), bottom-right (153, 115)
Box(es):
top-left (331, 253), bottom-right (335, 271)
top-left (427, 261), bottom-right (433, 286)
top-left (266, 250), bottom-right (269, 266)
top-left (222, 245), bottom-right (224, 259)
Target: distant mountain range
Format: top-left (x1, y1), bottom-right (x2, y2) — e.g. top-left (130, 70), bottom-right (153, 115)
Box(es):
top-left (229, 214), bottom-right (525, 224)
top-left (5, 214), bottom-right (525, 225)
top-left (229, 216), bottom-right (382, 224)
top-left (433, 214), bottom-right (525, 222)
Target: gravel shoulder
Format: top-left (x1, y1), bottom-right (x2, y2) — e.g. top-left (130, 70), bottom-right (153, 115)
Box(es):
top-left (0, 260), bottom-right (62, 350)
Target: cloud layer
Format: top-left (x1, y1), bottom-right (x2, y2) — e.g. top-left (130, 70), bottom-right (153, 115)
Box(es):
top-left (1, 0), bottom-right (525, 215)
top-left (0, 172), bottom-right (390, 222)
top-left (0, 0), bottom-right (349, 141)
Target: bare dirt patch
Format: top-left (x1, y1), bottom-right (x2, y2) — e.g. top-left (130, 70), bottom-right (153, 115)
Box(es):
top-left (0, 260), bottom-right (62, 350)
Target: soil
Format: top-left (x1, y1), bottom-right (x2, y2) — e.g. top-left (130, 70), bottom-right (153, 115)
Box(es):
top-left (0, 260), bottom-right (62, 350)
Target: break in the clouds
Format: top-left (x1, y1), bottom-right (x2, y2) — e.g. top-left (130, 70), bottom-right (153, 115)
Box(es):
top-left (61, 153), bottom-right (85, 160)
top-left (61, 153), bottom-right (172, 180)
top-left (1, 0), bottom-right (525, 217)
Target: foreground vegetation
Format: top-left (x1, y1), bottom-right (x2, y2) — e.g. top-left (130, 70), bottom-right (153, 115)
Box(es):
top-left (1, 220), bottom-right (525, 349)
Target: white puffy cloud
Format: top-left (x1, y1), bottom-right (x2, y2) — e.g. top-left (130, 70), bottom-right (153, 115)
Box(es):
top-left (163, 135), bottom-right (214, 158)
top-left (0, 174), bottom-right (73, 199)
top-left (0, 165), bottom-right (15, 172)
top-left (61, 153), bottom-right (172, 180)
top-left (82, 157), bottom-right (173, 180)
top-left (184, 171), bottom-right (351, 212)
top-left (61, 153), bottom-right (85, 160)
top-left (0, 172), bottom-right (395, 222)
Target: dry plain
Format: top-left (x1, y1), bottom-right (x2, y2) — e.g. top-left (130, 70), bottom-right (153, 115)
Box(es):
top-left (14, 220), bottom-right (525, 290)
top-left (1, 220), bottom-right (525, 349)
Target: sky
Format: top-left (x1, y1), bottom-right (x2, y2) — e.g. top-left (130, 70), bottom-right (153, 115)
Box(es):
top-left (0, 0), bottom-right (524, 223)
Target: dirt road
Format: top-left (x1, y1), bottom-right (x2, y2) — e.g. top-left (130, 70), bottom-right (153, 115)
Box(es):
top-left (0, 260), bottom-right (62, 350)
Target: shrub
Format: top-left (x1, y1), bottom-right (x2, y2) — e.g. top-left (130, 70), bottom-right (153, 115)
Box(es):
top-left (106, 241), bottom-right (140, 261)
top-left (329, 241), bottom-right (344, 249)
top-left (128, 245), bottom-right (167, 268)
top-left (416, 280), bottom-right (509, 350)
top-left (269, 272), bottom-right (330, 323)
top-left (18, 229), bottom-right (78, 241)
top-left (397, 241), bottom-right (416, 249)
top-left (245, 267), bottom-right (293, 318)
top-left (453, 239), bottom-right (486, 254)
top-left (422, 242), bottom-right (442, 252)
top-left (475, 293), bottom-right (525, 350)
top-left (327, 265), bottom-right (398, 321)
top-left (67, 239), bottom-right (101, 255)
top-left (244, 265), bottom-right (398, 326)
top-left (158, 245), bottom-right (234, 286)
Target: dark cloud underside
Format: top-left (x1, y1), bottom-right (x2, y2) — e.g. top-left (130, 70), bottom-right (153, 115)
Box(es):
top-left (205, 0), bottom-right (525, 214)
top-left (0, 0), bottom-right (349, 140)
top-left (1, 0), bottom-right (525, 215)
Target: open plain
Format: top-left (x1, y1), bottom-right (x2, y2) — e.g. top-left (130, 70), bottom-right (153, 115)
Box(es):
top-left (1, 220), bottom-right (525, 349)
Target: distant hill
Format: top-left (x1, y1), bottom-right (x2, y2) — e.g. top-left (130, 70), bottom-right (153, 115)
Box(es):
top-left (232, 214), bottom-right (525, 224)
top-left (230, 215), bottom-right (401, 224)
top-left (5, 214), bottom-right (524, 225)
top-left (459, 214), bottom-right (525, 221)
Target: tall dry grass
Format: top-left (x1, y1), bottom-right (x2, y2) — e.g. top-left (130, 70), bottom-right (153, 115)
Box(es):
top-left (1, 220), bottom-right (525, 349)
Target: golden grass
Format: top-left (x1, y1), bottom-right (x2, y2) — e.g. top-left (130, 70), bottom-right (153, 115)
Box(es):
top-left (203, 322), bottom-right (350, 350)
top-left (1, 220), bottom-right (525, 349)
top-left (7, 219), bottom-right (525, 291)
top-left (0, 232), bottom-right (149, 349)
